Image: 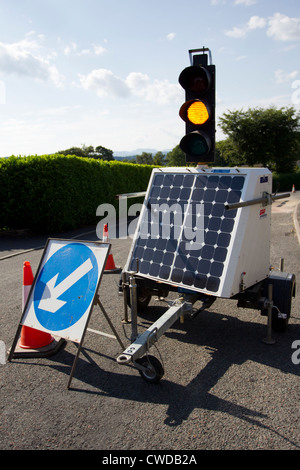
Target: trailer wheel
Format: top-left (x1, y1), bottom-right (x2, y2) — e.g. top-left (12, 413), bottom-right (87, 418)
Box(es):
top-left (262, 272), bottom-right (296, 333)
top-left (125, 286), bottom-right (152, 311)
top-left (136, 355), bottom-right (164, 383)
top-left (271, 275), bottom-right (295, 333)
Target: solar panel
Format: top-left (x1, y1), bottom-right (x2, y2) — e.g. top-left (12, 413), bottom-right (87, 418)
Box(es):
top-left (124, 168), bottom-right (272, 297)
top-left (125, 168), bottom-right (271, 298)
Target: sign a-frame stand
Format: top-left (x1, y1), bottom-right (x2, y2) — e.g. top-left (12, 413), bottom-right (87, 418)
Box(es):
top-left (8, 238), bottom-right (125, 389)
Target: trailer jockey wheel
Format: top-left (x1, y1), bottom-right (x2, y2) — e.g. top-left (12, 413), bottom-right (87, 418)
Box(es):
top-left (136, 355), bottom-right (164, 383)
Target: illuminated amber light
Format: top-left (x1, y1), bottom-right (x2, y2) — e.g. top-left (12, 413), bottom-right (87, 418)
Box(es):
top-left (187, 101), bottom-right (209, 125)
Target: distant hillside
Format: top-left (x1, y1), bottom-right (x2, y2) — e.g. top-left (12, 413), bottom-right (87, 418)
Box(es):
top-left (113, 155), bottom-right (136, 161)
top-left (113, 148), bottom-right (171, 160)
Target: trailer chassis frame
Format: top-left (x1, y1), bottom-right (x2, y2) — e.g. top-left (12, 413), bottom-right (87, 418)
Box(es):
top-left (116, 264), bottom-right (295, 382)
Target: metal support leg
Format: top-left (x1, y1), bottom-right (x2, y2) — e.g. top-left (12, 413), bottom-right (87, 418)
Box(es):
top-left (129, 275), bottom-right (138, 342)
top-left (280, 258), bottom-right (284, 272)
top-left (121, 272), bottom-right (129, 324)
top-left (67, 296), bottom-right (125, 389)
top-left (263, 283), bottom-right (275, 345)
top-left (97, 298), bottom-right (125, 350)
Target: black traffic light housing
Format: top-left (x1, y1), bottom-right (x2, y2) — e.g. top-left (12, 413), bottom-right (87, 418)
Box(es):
top-left (179, 48), bottom-right (216, 164)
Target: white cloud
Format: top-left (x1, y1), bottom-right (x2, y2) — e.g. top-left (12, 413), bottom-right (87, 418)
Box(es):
top-left (166, 32), bottom-right (176, 41)
top-left (63, 41), bottom-right (77, 55)
top-left (225, 26), bottom-right (248, 38)
top-left (225, 15), bottom-right (266, 38)
top-left (93, 44), bottom-right (107, 55)
top-left (274, 69), bottom-right (299, 84)
top-left (79, 68), bottom-right (181, 104)
top-left (76, 48), bottom-right (91, 56)
top-left (0, 35), bottom-right (64, 87)
top-left (248, 16), bottom-right (266, 30)
top-left (226, 12), bottom-right (300, 42)
top-left (79, 69), bottom-right (130, 98)
top-left (126, 72), bottom-right (180, 104)
top-left (63, 41), bottom-right (106, 56)
top-left (211, 0), bottom-right (226, 5)
top-left (138, 78), bottom-right (180, 104)
top-left (234, 0), bottom-right (257, 5)
top-left (267, 13), bottom-right (300, 41)
top-left (125, 72), bottom-right (150, 92)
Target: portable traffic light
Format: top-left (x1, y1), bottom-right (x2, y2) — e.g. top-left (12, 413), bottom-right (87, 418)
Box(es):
top-left (179, 48), bottom-right (215, 164)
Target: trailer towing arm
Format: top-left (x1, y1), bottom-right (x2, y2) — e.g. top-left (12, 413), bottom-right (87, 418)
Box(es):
top-left (117, 300), bottom-right (192, 365)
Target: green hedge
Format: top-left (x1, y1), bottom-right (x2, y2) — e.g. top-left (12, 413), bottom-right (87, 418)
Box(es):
top-left (1, 155), bottom-right (297, 234)
top-left (0, 154), bottom-right (154, 233)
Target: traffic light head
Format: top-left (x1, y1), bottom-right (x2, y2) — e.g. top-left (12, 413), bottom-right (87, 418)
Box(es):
top-left (179, 50), bottom-right (215, 164)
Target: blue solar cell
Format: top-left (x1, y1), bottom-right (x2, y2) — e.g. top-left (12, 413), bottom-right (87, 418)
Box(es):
top-left (206, 276), bottom-right (220, 292)
top-left (231, 176), bottom-right (245, 190)
top-left (227, 190), bottom-right (242, 204)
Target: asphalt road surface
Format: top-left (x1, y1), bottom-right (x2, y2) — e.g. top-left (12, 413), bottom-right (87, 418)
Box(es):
top-left (0, 193), bottom-right (300, 451)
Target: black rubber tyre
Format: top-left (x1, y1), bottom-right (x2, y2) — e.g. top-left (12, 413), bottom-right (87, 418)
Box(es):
top-left (136, 355), bottom-right (164, 383)
top-left (125, 286), bottom-right (152, 311)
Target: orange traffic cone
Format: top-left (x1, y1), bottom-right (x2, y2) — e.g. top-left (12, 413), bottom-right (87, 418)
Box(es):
top-left (103, 223), bottom-right (109, 242)
top-left (292, 184), bottom-right (296, 193)
top-left (18, 261), bottom-right (54, 350)
top-left (103, 224), bottom-right (122, 273)
top-left (105, 253), bottom-right (121, 272)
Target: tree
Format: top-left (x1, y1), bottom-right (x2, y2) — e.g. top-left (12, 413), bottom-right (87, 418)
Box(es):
top-left (219, 106), bottom-right (300, 172)
top-left (94, 145), bottom-right (114, 161)
top-left (165, 145), bottom-right (185, 166)
top-left (153, 151), bottom-right (166, 166)
top-left (136, 152), bottom-right (154, 165)
top-left (58, 144), bottom-right (114, 160)
top-left (58, 146), bottom-right (86, 157)
top-left (215, 138), bottom-right (244, 167)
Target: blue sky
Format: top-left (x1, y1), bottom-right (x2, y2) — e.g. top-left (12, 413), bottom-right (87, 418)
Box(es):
top-left (0, 0), bottom-right (299, 157)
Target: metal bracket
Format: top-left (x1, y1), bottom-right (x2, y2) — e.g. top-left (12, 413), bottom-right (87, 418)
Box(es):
top-left (225, 191), bottom-right (290, 211)
top-left (263, 284), bottom-right (276, 345)
top-left (240, 272), bottom-right (247, 292)
top-left (189, 47), bottom-right (213, 66)
top-left (116, 191), bottom-right (147, 200)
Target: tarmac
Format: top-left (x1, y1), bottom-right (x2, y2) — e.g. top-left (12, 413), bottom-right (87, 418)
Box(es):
top-left (1, 187), bottom-right (300, 451)
top-left (272, 190), bottom-right (300, 244)
top-left (294, 193), bottom-right (300, 245)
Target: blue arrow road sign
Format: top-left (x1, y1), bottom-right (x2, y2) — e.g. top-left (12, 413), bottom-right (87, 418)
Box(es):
top-left (33, 243), bottom-right (99, 331)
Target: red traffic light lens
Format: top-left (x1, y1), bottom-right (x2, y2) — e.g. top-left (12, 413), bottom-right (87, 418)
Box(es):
top-left (179, 66), bottom-right (211, 94)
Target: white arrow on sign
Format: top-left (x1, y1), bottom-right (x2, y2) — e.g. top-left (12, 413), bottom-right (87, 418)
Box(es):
top-left (38, 258), bottom-right (93, 313)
